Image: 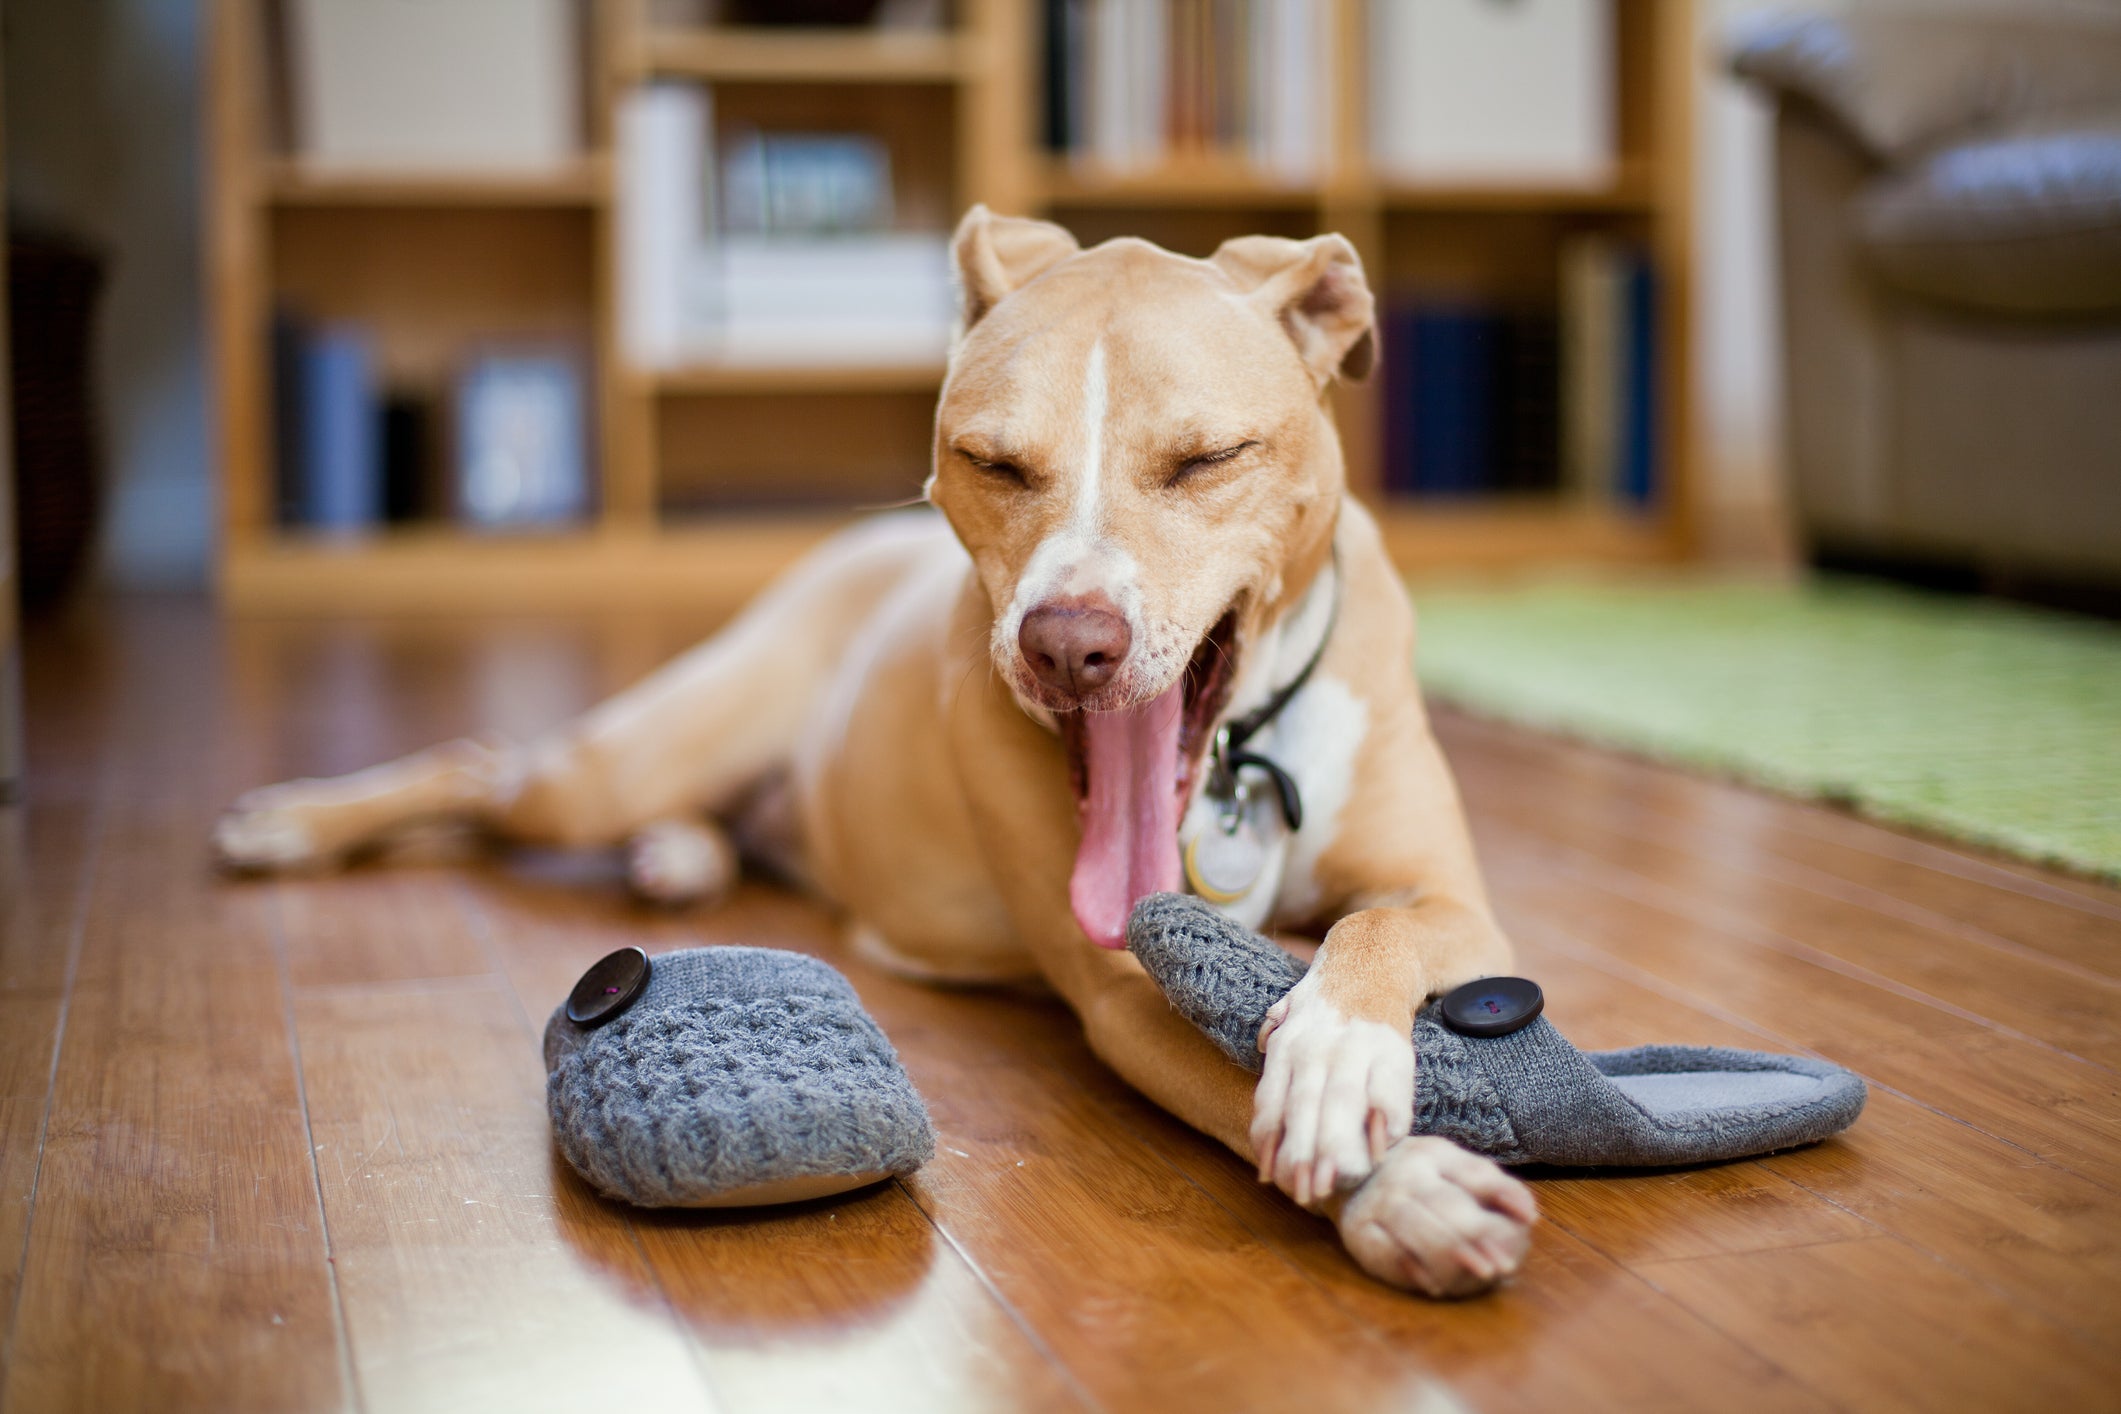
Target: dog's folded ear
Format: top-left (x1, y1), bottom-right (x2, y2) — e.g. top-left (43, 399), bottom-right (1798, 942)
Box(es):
top-left (1211, 233), bottom-right (1377, 386)
top-left (952, 205), bottom-right (1082, 330)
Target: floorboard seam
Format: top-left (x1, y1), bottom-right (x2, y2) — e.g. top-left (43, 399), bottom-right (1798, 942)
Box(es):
top-left (1459, 745), bottom-right (2121, 987)
top-left (1767, 1169), bottom-right (2119, 1352)
top-left (1626, 1224), bottom-right (2121, 1390)
top-left (266, 886), bottom-right (364, 1414)
top-left (1013, 1020), bottom-right (1475, 1395)
top-left (617, 1224), bottom-right (723, 1413)
top-left (1777, 814), bottom-right (2121, 922)
top-left (1610, 1254), bottom-right (1861, 1414)
top-left (1079, 1036), bottom-right (1846, 1410)
top-left (651, 913), bottom-right (1109, 1413)
top-left (288, 972), bottom-right (510, 1001)
top-left (1484, 810), bottom-right (2117, 1075)
top-left (892, 1177), bottom-right (1107, 1414)
top-left (450, 883), bottom-right (725, 1413)
top-left (1694, 848), bottom-right (2120, 990)
top-left (1522, 1218), bottom-right (1835, 1405)
top-left (0, 792), bottom-right (104, 1412)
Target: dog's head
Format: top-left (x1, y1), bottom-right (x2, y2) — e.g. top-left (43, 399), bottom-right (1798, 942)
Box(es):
top-left (927, 208), bottom-right (1375, 947)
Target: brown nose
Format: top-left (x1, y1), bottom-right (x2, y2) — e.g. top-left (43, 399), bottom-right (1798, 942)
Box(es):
top-left (1019, 601), bottom-right (1132, 697)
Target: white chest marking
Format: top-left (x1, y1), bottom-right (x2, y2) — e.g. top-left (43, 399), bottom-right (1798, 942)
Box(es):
top-left (1264, 673), bottom-right (1368, 924)
top-left (1180, 670), bottom-right (1367, 932)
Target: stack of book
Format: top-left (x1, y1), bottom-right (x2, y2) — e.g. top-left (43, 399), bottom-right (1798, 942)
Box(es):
top-left (286, 0), bottom-right (580, 173)
top-left (619, 84), bottom-right (957, 370)
top-left (1369, 0), bottom-right (1614, 185)
top-left (271, 316), bottom-right (589, 535)
top-left (1380, 237), bottom-right (1657, 507)
top-left (1381, 306), bottom-right (1561, 499)
top-left (1042, 0), bottom-right (1329, 178)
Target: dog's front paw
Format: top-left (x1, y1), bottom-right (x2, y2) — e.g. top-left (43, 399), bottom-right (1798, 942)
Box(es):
top-left (1250, 970), bottom-right (1415, 1206)
top-left (1336, 1136), bottom-right (1537, 1297)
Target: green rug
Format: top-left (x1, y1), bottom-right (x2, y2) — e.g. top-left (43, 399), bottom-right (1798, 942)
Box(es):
top-left (1411, 576), bottom-right (2121, 882)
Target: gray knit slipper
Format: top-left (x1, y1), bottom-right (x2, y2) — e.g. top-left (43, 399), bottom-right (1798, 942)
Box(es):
top-left (544, 946), bottom-right (935, 1207)
top-left (1128, 894), bottom-right (1865, 1167)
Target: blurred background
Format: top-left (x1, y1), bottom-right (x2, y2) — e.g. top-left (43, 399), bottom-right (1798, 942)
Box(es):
top-left (1, 0), bottom-right (2117, 864)
top-left (6, 0), bottom-right (2117, 602)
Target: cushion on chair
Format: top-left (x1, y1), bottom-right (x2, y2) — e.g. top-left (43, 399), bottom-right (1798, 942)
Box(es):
top-left (1730, 8), bottom-right (2121, 162)
top-left (1854, 116), bottom-right (2121, 318)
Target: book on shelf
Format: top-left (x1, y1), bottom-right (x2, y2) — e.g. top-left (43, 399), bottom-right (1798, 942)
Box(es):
top-left (270, 311), bottom-right (311, 527)
top-left (618, 83), bottom-right (956, 370)
top-left (283, 319), bottom-right (380, 534)
top-left (277, 313), bottom-right (430, 533)
top-left (1381, 304), bottom-right (1560, 500)
top-left (1369, 0), bottom-right (1614, 186)
top-left (381, 394), bottom-right (435, 524)
top-left (618, 84), bottom-right (719, 370)
top-left (1381, 244), bottom-right (1654, 507)
top-left (711, 236), bottom-right (954, 365)
top-left (1047, 0), bottom-right (1327, 179)
top-left (271, 313), bottom-right (589, 534)
top-left (286, 0), bottom-right (580, 173)
top-left (720, 132), bottom-right (895, 235)
top-left (1559, 235), bottom-right (1659, 508)
top-left (454, 350), bottom-right (590, 530)
top-left (1560, 235), bottom-right (1619, 503)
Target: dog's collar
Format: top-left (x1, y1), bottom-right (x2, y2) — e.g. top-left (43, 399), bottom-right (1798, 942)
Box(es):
top-left (1206, 548), bottom-right (1342, 833)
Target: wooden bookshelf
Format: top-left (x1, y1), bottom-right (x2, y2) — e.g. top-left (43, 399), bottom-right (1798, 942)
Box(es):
top-left (1041, 159), bottom-right (1324, 208)
top-left (639, 28), bottom-right (976, 84)
top-left (654, 360), bottom-right (948, 396)
top-left (261, 159), bottom-right (612, 208)
top-left (207, 0), bottom-right (1696, 615)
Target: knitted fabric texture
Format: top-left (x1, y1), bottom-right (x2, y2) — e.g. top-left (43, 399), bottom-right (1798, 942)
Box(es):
top-left (1127, 892), bottom-right (1865, 1167)
top-left (545, 946), bottom-right (934, 1207)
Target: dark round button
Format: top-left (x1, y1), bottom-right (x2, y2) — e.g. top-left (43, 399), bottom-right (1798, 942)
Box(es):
top-left (1440, 976), bottom-right (1544, 1038)
top-left (566, 946), bottom-right (651, 1028)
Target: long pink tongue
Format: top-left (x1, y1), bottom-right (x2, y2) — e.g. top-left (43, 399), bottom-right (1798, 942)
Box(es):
top-left (1069, 682), bottom-right (1185, 950)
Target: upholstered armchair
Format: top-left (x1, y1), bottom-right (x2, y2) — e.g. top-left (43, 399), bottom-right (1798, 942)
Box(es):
top-left (1731, 5), bottom-right (2121, 586)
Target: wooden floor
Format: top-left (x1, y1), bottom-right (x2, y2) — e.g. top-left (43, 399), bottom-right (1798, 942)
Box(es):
top-left (3, 596), bottom-right (2118, 1414)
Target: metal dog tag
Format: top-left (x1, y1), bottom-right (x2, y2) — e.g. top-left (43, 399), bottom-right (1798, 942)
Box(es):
top-left (1185, 820), bottom-right (1266, 904)
top-left (1185, 784), bottom-right (1269, 905)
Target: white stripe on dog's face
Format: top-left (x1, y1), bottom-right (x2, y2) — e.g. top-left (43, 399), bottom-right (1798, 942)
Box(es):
top-left (994, 341), bottom-right (1144, 698)
top-left (1076, 339), bottom-right (1107, 535)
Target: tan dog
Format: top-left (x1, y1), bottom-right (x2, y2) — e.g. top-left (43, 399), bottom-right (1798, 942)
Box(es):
top-left (215, 209), bottom-right (1539, 1297)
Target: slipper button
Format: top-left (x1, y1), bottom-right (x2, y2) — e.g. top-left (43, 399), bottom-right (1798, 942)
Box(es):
top-left (566, 946), bottom-right (651, 1028)
top-left (1440, 976), bottom-right (1544, 1038)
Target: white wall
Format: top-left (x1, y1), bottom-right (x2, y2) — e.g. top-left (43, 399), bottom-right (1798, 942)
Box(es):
top-left (4, 0), bottom-right (208, 591)
top-left (1695, 0), bottom-right (1792, 559)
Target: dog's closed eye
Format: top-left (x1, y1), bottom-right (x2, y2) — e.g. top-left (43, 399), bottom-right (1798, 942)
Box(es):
top-left (958, 450), bottom-right (1031, 488)
top-left (1168, 440), bottom-right (1260, 487)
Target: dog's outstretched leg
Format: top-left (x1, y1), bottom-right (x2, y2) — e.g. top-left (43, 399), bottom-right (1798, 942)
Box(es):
top-left (214, 511), bottom-right (955, 874)
top-left (214, 735), bottom-right (516, 871)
